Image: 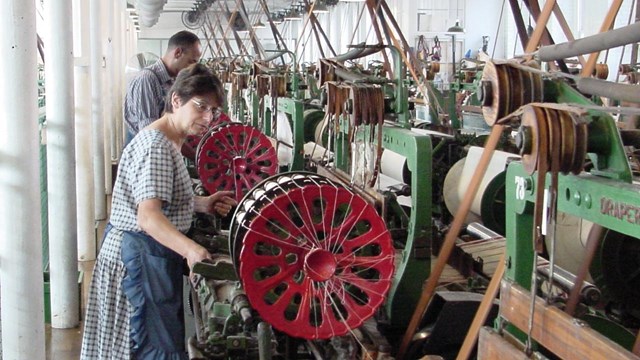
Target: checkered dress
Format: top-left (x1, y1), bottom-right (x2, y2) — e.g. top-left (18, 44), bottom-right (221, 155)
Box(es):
top-left (81, 130), bottom-right (193, 359)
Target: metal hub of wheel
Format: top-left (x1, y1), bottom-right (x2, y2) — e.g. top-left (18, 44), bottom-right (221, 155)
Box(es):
top-left (196, 123), bottom-right (277, 200)
top-left (230, 172), bottom-right (395, 339)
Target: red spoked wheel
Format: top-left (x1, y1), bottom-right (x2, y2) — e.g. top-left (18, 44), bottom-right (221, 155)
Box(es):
top-left (196, 123), bottom-right (277, 200)
top-left (235, 173), bottom-right (394, 339)
top-left (183, 113), bottom-right (231, 161)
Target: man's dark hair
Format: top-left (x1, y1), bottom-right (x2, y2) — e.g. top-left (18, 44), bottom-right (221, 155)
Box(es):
top-left (167, 30), bottom-right (200, 51)
top-left (164, 63), bottom-right (225, 113)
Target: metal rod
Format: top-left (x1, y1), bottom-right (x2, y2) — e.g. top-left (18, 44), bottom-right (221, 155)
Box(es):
top-left (466, 222), bottom-right (502, 240)
top-left (537, 261), bottom-right (601, 305)
top-left (258, 322), bottom-right (273, 360)
top-left (538, 20), bottom-right (640, 62)
top-left (576, 77), bottom-right (640, 103)
top-left (565, 224), bottom-right (604, 316)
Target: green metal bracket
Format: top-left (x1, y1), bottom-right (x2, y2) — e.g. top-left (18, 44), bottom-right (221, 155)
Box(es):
top-left (549, 81), bottom-right (632, 182)
top-left (262, 95), bottom-right (306, 171)
top-left (503, 161), bottom-right (639, 347)
top-left (378, 126), bottom-right (433, 329)
top-left (424, 81), bottom-right (460, 129)
top-left (334, 122), bottom-right (433, 328)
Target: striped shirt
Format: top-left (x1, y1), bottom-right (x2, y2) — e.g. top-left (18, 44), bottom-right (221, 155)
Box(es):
top-left (124, 59), bottom-right (173, 135)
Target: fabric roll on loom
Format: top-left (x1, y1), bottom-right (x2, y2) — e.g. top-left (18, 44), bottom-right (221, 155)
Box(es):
top-left (443, 146), bottom-right (520, 233)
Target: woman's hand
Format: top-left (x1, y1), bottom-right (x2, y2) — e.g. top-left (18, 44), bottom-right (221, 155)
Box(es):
top-left (194, 191), bottom-right (237, 216)
top-left (208, 190), bottom-right (237, 217)
top-left (184, 242), bottom-right (213, 271)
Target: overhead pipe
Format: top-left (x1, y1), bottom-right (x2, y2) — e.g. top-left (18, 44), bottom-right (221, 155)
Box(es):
top-left (537, 22), bottom-right (640, 62)
top-left (576, 77), bottom-right (640, 104)
top-left (334, 67), bottom-right (369, 81)
top-left (0, 0), bottom-right (47, 358)
top-left (330, 43), bottom-right (384, 62)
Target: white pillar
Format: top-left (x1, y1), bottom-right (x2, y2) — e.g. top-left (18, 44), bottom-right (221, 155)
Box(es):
top-left (111, 1), bottom-right (124, 165)
top-left (114, 1), bottom-right (127, 159)
top-left (75, 0), bottom-right (96, 261)
top-left (0, 0), bottom-right (46, 358)
top-left (75, 64), bottom-right (96, 260)
top-left (44, 0), bottom-right (80, 329)
top-left (102, 0), bottom-right (115, 197)
top-left (91, 0), bottom-right (107, 220)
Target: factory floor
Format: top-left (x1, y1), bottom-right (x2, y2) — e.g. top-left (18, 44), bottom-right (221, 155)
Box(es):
top-left (45, 215), bottom-right (105, 360)
top-left (45, 259), bottom-right (93, 360)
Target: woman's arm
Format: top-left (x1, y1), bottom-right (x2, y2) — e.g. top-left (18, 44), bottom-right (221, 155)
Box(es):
top-left (137, 198), bottom-right (211, 269)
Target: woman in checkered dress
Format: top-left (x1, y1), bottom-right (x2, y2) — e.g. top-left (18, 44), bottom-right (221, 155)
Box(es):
top-left (81, 64), bottom-right (236, 360)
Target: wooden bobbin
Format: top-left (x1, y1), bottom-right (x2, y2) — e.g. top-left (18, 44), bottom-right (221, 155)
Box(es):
top-left (480, 61), bottom-right (544, 125)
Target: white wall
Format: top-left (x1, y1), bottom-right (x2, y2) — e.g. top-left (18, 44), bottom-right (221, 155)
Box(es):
top-left (131, 0), bottom-right (636, 82)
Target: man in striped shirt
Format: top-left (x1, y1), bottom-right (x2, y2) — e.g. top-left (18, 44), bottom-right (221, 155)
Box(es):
top-left (124, 30), bottom-right (202, 146)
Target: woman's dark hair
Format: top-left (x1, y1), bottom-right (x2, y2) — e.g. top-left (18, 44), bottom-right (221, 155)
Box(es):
top-left (164, 63), bottom-right (225, 113)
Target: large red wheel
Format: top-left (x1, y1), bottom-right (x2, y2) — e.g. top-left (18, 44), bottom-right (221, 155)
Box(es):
top-left (235, 173), bottom-right (394, 339)
top-left (183, 112), bottom-right (231, 161)
top-left (196, 123), bottom-right (278, 200)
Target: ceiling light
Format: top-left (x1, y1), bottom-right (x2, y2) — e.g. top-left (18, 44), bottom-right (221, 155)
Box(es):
top-left (446, 20), bottom-right (465, 34)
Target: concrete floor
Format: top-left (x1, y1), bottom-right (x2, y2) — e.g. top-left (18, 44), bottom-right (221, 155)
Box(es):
top-left (45, 259), bottom-right (94, 360)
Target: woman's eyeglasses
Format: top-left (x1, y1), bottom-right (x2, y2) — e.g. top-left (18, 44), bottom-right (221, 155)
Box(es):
top-left (191, 98), bottom-right (222, 119)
